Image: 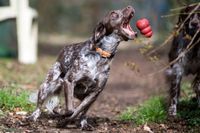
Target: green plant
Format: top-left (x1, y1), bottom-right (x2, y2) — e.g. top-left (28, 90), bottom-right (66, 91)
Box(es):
top-left (178, 97), bottom-right (200, 127)
top-left (119, 81), bottom-right (200, 128)
top-left (0, 86), bottom-right (34, 112)
top-left (119, 107), bottom-right (134, 121)
top-left (176, 81), bottom-right (200, 127)
top-left (119, 96), bottom-right (167, 125)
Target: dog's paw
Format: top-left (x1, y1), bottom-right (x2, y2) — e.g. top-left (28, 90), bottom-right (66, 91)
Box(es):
top-left (168, 105), bottom-right (177, 116)
top-left (26, 115), bottom-right (37, 122)
top-left (27, 108), bottom-right (41, 122)
top-left (80, 119), bottom-right (94, 131)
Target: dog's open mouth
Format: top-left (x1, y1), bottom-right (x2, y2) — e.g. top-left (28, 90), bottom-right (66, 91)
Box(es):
top-left (121, 13), bottom-right (136, 39)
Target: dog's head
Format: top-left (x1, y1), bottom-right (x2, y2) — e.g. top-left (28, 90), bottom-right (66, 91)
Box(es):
top-left (178, 4), bottom-right (200, 35)
top-left (93, 6), bottom-right (137, 43)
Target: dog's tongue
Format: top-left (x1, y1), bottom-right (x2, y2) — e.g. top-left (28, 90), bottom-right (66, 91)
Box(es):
top-left (124, 24), bottom-right (136, 36)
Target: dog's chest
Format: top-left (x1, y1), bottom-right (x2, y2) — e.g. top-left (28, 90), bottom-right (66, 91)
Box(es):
top-left (68, 53), bottom-right (110, 82)
top-left (67, 54), bottom-right (110, 97)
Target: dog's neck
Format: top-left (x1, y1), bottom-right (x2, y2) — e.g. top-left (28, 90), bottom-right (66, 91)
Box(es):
top-left (95, 32), bottom-right (122, 58)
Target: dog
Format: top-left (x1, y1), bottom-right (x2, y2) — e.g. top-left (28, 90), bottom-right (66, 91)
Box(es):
top-left (29, 6), bottom-right (137, 129)
top-left (166, 4), bottom-right (200, 116)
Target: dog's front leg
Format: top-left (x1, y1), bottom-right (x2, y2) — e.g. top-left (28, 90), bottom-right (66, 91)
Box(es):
top-left (166, 63), bottom-right (183, 116)
top-left (193, 73), bottom-right (200, 107)
top-left (29, 62), bottom-right (63, 121)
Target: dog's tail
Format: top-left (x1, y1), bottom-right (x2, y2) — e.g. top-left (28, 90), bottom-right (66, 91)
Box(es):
top-left (29, 91), bottom-right (60, 114)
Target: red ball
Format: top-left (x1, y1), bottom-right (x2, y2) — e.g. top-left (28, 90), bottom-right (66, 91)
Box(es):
top-left (136, 18), bottom-right (149, 30)
top-left (141, 26), bottom-right (152, 34)
top-left (144, 31), bottom-right (153, 38)
top-left (136, 18), bottom-right (153, 38)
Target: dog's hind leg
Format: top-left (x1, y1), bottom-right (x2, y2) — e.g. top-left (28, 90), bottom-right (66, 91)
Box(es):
top-left (63, 80), bottom-right (75, 115)
top-left (29, 62), bottom-right (63, 121)
top-left (166, 63), bottom-right (183, 116)
top-left (58, 75), bottom-right (107, 130)
top-left (193, 73), bottom-right (200, 107)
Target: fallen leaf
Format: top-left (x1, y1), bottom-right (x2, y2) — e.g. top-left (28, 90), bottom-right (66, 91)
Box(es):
top-left (160, 124), bottom-right (166, 129)
top-left (16, 111), bottom-right (27, 116)
top-left (143, 123), bottom-right (154, 133)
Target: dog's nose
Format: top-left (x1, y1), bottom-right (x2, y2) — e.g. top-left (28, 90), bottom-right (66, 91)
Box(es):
top-left (127, 6), bottom-right (133, 9)
top-left (126, 6), bottom-right (135, 14)
top-left (127, 6), bottom-right (132, 9)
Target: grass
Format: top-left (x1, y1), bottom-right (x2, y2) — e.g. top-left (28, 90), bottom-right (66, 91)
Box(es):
top-left (119, 82), bottom-right (200, 128)
top-left (0, 85), bottom-right (35, 112)
top-left (119, 96), bottom-right (167, 125)
top-left (178, 82), bottom-right (200, 127)
top-left (178, 98), bottom-right (200, 127)
top-left (0, 58), bottom-right (55, 114)
top-left (119, 107), bottom-right (135, 121)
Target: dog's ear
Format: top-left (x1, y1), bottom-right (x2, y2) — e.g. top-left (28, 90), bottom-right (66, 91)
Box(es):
top-left (93, 22), bottom-right (106, 43)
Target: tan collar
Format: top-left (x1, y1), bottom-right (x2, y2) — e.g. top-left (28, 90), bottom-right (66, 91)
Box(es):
top-left (95, 47), bottom-right (111, 58)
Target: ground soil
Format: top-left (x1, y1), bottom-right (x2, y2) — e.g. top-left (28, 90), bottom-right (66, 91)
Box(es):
top-left (1, 43), bottom-right (190, 133)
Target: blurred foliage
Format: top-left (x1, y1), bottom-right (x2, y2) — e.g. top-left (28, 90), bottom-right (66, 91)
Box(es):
top-left (0, 0), bottom-right (198, 58)
top-left (28, 0), bottom-right (198, 37)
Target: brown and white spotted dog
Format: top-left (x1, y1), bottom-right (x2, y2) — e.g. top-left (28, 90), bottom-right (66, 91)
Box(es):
top-left (166, 4), bottom-right (200, 116)
top-left (29, 6), bottom-right (137, 129)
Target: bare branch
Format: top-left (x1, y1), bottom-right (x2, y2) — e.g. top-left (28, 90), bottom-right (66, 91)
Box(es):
top-left (146, 30), bottom-right (200, 77)
top-left (147, 3), bottom-right (200, 56)
top-left (146, 34), bottom-right (173, 56)
top-left (161, 12), bottom-right (200, 18)
top-left (170, 2), bottom-right (200, 12)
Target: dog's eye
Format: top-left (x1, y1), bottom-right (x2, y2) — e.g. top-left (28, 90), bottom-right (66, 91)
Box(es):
top-left (111, 12), bottom-right (119, 19)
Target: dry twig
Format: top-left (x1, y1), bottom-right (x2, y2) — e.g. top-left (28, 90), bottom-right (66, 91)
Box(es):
top-left (147, 30), bottom-right (200, 77)
top-left (170, 2), bottom-right (200, 12)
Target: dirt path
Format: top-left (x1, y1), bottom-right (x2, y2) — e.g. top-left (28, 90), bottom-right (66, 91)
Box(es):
top-left (0, 45), bottom-right (168, 132)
